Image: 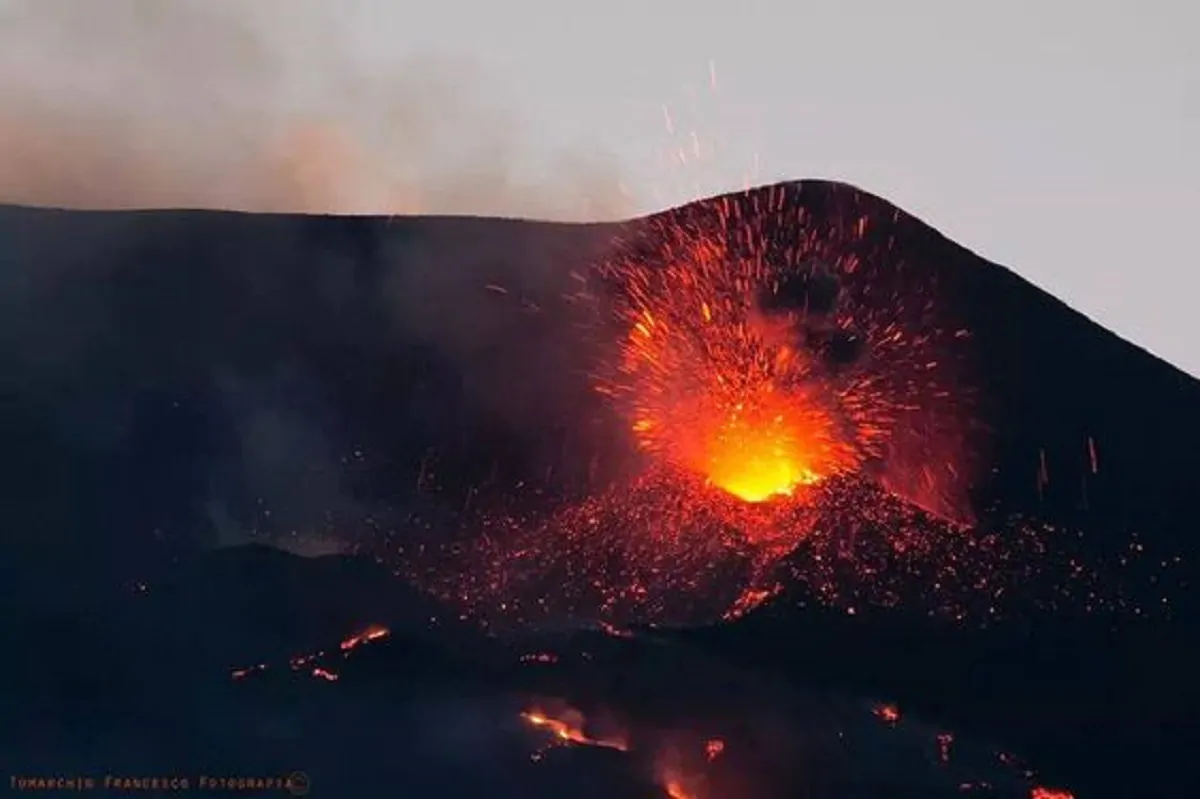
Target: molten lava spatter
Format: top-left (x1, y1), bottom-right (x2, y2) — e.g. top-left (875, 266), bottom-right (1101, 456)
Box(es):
top-left (597, 205), bottom-right (869, 508)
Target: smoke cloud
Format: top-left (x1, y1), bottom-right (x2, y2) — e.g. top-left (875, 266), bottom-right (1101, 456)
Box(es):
top-left (0, 0), bottom-right (631, 219)
top-left (0, 0), bottom-right (644, 580)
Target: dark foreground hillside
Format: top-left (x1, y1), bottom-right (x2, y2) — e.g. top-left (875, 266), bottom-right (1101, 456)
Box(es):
top-left (2, 181), bottom-right (1197, 797)
top-left (0, 546), bottom-right (1085, 798)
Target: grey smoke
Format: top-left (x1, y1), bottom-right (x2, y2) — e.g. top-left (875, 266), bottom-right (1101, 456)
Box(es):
top-left (0, 0), bottom-right (631, 219)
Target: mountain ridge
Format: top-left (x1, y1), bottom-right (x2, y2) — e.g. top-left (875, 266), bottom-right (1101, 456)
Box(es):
top-left (2, 177), bottom-right (1190, 383)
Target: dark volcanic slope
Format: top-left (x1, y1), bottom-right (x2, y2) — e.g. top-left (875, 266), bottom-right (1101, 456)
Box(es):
top-left (0, 546), bottom-right (1057, 799)
top-left (2, 181), bottom-right (1198, 797)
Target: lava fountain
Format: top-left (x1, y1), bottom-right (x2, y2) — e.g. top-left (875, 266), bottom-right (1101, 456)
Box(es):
top-left (404, 185), bottom-right (1135, 630)
top-left (596, 215), bottom-right (870, 512)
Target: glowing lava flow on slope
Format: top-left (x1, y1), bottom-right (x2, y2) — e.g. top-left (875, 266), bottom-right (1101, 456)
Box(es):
top-left (231, 624), bottom-right (391, 683)
top-left (520, 705), bottom-right (629, 753)
top-left (519, 703), bottom-right (710, 798)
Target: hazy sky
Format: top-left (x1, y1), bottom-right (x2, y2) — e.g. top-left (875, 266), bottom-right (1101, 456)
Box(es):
top-left (0, 0), bottom-right (1197, 374)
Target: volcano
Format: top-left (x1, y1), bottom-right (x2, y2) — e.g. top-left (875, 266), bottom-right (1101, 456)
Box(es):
top-left (2, 180), bottom-right (1196, 798)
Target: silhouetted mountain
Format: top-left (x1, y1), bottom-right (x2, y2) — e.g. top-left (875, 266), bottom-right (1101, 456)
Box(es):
top-left (2, 180), bottom-right (1197, 797)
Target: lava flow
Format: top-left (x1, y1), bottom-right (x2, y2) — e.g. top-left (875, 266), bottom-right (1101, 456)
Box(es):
top-left (231, 624), bottom-right (391, 683)
top-left (520, 702), bottom-right (711, 798)
top-left (520, 704), bottom-right (628, 753)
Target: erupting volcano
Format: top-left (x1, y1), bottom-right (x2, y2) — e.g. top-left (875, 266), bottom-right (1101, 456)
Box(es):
top-left (407, 184), bottom-right (1142, 630)
top-left (5, 179), bottom-right (1196, 799)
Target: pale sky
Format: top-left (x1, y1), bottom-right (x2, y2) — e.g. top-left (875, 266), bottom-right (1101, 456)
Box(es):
top-left (1, 0), bottom-right (1197, 375)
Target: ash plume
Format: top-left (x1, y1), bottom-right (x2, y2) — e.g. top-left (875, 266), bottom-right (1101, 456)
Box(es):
top-left (0, 0), bottom-right (629, 219)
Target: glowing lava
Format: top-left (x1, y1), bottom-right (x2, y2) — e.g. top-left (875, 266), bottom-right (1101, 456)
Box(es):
top-left (231, 624), bottom-right (390, 683)
top-left (873, 702), bottom-right (902, 725)
top-left (1030, 789), bottom-right (1075, 799)
top-left (604, 225), bottom-right (865, 511)
top-left (340, 624), bottom-right (390, 651)
top-left (520, 705), bottom-right (628, 752)
top-left (520, 703), bottom-right (711, 798)
top-left (653, 382), bottom-right (850, 504)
